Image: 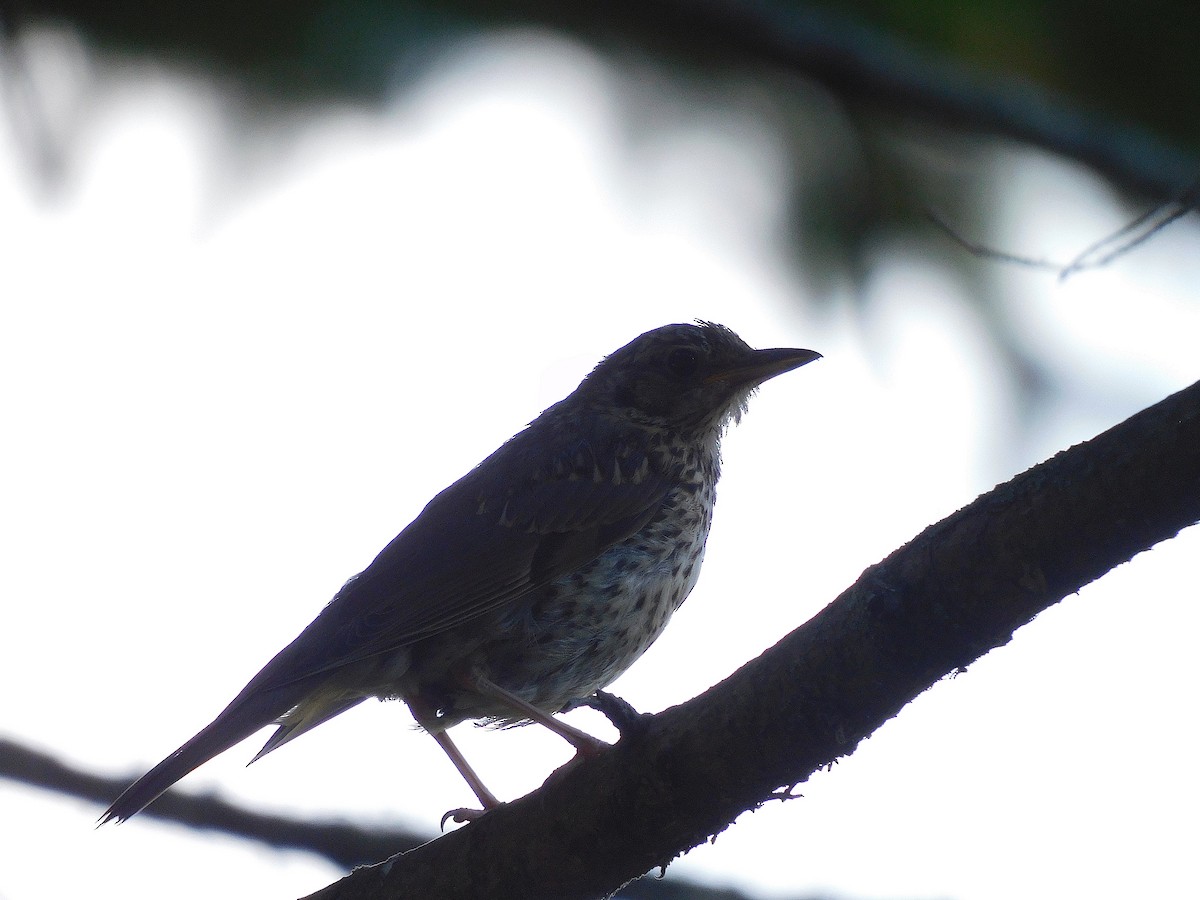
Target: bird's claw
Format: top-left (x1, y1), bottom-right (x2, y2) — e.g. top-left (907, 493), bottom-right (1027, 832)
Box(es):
top-left (440, 806), bottom-right (493, 829)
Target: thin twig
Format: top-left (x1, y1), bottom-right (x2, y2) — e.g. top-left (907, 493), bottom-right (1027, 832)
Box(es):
top-left (928, 181), bottom-right (1199, 280)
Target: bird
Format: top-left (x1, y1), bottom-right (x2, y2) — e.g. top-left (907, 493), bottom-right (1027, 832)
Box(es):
top-left (100, 321), bottom-right (820, 824)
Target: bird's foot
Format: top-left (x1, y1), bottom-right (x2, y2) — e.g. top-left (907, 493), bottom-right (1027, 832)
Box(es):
top-left (440, 804), bottom-right (501, 829)
top-left (579, 690), bottom-right (651, 739)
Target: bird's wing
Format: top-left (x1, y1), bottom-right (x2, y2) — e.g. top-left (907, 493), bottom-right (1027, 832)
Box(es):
top-left (100, 427), bottom-right (670, 822)
top-left (245, 428), bottom-right (672, 693)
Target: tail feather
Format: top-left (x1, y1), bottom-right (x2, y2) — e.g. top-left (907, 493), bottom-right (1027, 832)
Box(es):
top-left (100, 691), bottom-right (294, 824)
top-left (250, 694), bottom-right (367, 763)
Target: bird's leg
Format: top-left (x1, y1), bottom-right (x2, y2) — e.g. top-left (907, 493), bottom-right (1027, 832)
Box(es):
top-left (432, 729), bottom-right (501, 809)
top-left (468, 672), bottom-right (607, 756)
top-left (407, 697), bottom-right (502, 826)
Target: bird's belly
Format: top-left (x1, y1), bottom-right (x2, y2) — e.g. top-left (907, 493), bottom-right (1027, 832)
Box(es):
top-left (395, 483), bottom-right (715, 727)
top-left (483, 497), bottom-right (712, 716)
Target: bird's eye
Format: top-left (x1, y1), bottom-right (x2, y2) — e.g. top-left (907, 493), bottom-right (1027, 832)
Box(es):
top-left (666, 347), bottom-right (700, 377)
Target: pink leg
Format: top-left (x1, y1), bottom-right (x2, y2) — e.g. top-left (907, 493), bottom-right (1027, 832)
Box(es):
top-left (430, 728), bottom-right (500, 810)
top-left (469, 673), bottom-right (607, 756)
top-left (407, 697), bottom-right (501, 822)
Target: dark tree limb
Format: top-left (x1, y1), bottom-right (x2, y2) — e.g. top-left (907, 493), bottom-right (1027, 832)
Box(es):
top-left (0, 737), bottom-right (423, 869)
top-left (8, 1), bottom-right (1199, 201)
top-left (616, 0), bottom-right (1199, 200)
top-left (0, 738), bottom-right (785, 899)
top-left (304, 379), bottom-right (1200, 899)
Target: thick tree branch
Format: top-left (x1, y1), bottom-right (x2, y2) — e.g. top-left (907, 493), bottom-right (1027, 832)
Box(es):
top-left (0, 738), bottom-right (780, 898)
top-left (305, 380), bottom-right (1200, 899)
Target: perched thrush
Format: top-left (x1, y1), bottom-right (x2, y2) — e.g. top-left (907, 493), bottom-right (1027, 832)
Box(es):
top-left (101, 322), bottom-right (820, 822)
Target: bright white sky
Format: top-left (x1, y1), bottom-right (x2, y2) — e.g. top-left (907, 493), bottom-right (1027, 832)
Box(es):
top-left (2, 28), bottom-right (1198, 900)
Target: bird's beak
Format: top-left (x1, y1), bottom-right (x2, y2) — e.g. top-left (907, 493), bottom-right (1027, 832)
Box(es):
top-left (705, 347), bottom-right (822, 387)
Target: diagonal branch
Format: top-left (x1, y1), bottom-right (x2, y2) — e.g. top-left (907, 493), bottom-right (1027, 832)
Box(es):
top-left (8, 1), bottom-right (1199, 201)
top-left (553, 0), bottom-right (1200, 200)
top-left (0, 738), bottom-right (776, 898)
top-left (0, 737), bottom-right (423, 869)
top-left (305, 378), bottom-right (1200, 900)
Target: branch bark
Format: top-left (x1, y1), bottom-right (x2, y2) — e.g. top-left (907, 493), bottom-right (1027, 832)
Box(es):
top-left (0, 737), bottom-right (786, 899)
top-left (304, 379), bottom-right (1200, 899)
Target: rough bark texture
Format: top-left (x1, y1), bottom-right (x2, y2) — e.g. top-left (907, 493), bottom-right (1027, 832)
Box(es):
top-left (304, 381), bottom-right (1200, 899)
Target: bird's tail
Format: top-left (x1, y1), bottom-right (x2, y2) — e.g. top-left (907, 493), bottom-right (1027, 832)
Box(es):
top-left (250, 691), bottom-right (366, 763)
top-left (99, 690), bottom-right (295, 824)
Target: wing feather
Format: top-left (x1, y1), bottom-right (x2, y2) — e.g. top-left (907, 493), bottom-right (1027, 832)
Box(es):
top-left (244, 423), bottom-right (671, 693)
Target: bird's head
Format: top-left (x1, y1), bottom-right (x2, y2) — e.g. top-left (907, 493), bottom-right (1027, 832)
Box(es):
top-left (578, 322), bottom-right (820, 434)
